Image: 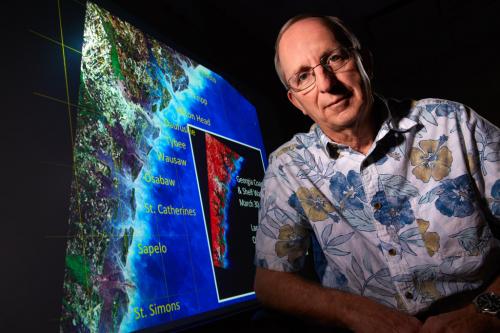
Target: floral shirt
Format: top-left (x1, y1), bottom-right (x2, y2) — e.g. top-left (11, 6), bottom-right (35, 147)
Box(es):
top-left (255, 97), bottom-right (500, 315)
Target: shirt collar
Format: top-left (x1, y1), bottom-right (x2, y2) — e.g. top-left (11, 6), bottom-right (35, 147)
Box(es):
top-left (383, 96), bottom-right (419, 133)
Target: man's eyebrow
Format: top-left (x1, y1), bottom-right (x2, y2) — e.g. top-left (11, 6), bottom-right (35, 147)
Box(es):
top-left (291, 48), bottom-right (339, 75)
top-left (320, 48), bottom-right (339, 60)
top-left (292, 64), bottom-right (313, 75)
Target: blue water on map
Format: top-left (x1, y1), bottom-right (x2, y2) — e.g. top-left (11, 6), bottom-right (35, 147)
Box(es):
top-left (120, 63), bottom-right (265, 332)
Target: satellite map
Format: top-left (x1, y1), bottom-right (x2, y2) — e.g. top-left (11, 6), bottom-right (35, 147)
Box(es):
top-left (60, 2), bottom-right (265, 332)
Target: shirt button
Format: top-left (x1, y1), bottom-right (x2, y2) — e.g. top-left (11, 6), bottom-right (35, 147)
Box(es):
top-left (405, 291), bottom-right (414, 300)
top-left (373, 202), bottom-right (382, 210)
top-left (388, 248), bottom-right (397, 256)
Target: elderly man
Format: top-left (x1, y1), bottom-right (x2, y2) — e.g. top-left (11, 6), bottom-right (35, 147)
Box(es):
top-left (254, 14), bottom-right (500, 333)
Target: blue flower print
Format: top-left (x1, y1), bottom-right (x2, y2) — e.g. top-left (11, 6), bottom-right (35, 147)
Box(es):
top-left (288, 193), bottom-right (307, 222)
top-left (375, 155), bottom-right (388, 166)
top-left (371, 191), bottom-right (415, 231)
top-left (435, 174), bottom-right (475, 218)
top-left (431, 103), bottom-right (456, 118)
top-left (490, 179), bottom-right (500, 217)
top-left (331, 267), bottom-right (348, 289)
top-left (330, 170), bottom-right (367, 210)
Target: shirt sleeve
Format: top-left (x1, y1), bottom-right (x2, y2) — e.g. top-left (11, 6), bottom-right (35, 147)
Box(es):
top-left (459, 104), bottom-right (500, 226)
top-left (254, 153), bottom-right (311, 272)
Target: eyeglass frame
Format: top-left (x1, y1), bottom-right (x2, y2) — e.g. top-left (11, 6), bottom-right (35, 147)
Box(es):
top-left (286, 46), bottom-right (357, 92)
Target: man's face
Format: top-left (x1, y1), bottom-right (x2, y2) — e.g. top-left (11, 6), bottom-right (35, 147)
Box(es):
top-left (279, 18), bottom-right (370, 135)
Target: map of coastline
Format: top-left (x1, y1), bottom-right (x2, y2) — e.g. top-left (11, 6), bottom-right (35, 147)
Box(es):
top-left (62, 3), bottom-right (196, 332)
top-left (61, 2), bottom-right (265, 333)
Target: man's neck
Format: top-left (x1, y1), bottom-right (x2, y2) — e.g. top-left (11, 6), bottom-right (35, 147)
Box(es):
top-left (327, 128), bottom-right (375, 155)
top-left (322, 106), bottom-right (380, 155)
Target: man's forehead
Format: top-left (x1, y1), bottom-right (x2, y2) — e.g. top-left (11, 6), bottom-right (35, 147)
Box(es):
top-left (280, 18), bottom-right (337, 48)
top-left (278, 18), bottom-right (339, 75)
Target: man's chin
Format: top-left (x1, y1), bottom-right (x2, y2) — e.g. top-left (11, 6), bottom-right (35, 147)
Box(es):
top-left (323, 107), bottom-right (364, 130)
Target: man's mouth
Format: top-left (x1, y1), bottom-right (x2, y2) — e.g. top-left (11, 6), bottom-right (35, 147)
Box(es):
top-left (325, 95), bottom-right (349, 109)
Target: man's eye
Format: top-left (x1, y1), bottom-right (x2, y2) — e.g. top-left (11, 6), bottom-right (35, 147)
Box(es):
top-left (327, 53), bottom-right (342, 63)
top-left (297, 71), bottom-right (310, 82)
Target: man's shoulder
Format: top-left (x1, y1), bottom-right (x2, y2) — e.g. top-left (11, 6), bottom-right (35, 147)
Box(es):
top-left (411, 98), bottom-right (466, 110)
top-left (386, 97), bottom-right (465, 116)
top-left (385, 97), bottom-right (468, 126)
top-left (268, 125), bottom-right (322, 163)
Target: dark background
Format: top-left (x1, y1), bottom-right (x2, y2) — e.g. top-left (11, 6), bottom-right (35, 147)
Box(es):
top-left (1, 0), bottom-right (499, 332)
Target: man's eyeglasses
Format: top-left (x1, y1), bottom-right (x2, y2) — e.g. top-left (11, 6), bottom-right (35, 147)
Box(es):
top-left (287, 47), bottom-right (354, 92)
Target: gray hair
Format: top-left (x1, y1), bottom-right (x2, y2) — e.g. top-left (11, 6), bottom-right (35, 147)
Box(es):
top-left (274, 14), bottom-right (372, 96)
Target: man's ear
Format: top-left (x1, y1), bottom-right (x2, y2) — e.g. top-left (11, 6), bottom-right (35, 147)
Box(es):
top-left (287, 90), bottom-right (307, 116)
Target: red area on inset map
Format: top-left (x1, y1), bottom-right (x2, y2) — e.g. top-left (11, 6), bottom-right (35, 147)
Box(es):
top-left (205, 133), bottom-right (242, 268)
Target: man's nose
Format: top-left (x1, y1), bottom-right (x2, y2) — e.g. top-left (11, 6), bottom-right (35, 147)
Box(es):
top-left (315, 65), bottom-right (337, 93)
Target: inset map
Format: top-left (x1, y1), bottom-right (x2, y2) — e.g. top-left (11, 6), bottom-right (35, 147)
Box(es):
top-left (189, 126), bottom-right (265, 301)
